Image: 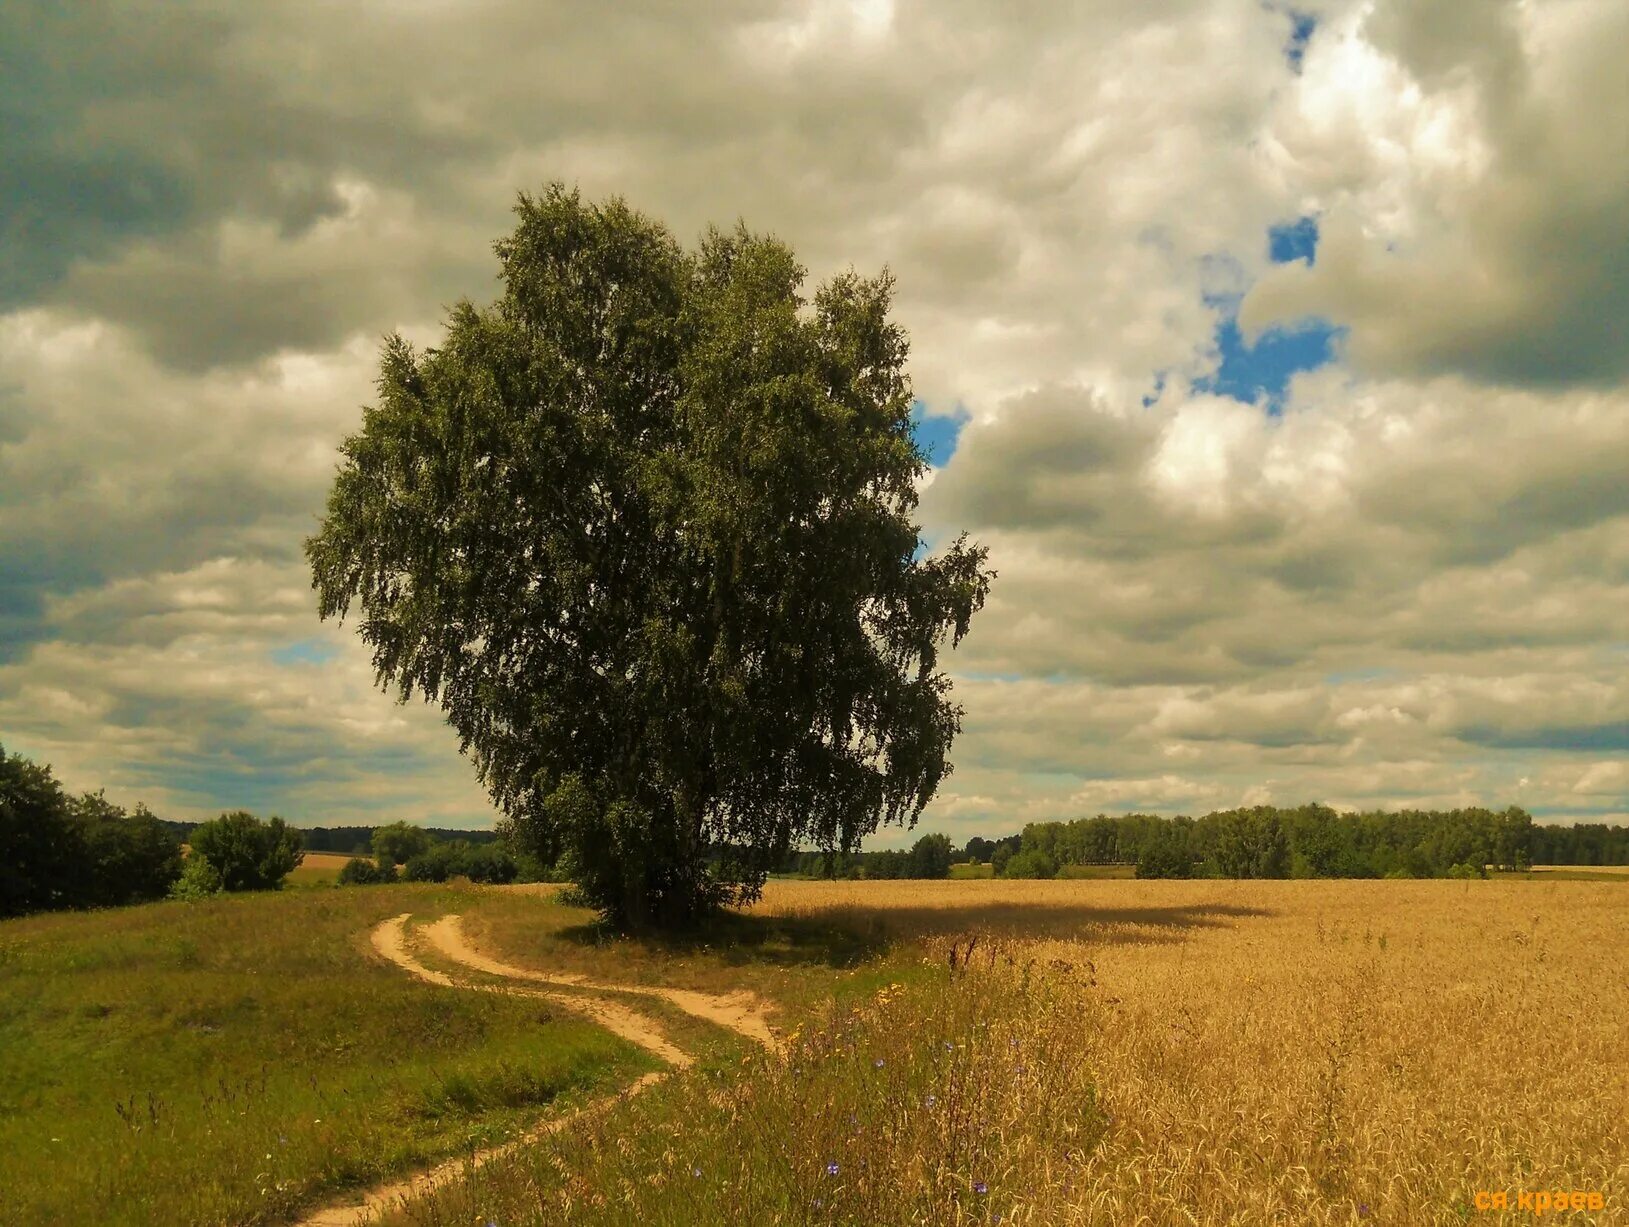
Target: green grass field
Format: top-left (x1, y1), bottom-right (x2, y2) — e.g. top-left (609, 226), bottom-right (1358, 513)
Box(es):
top-left (0, 884), bottom-right (653, 1226)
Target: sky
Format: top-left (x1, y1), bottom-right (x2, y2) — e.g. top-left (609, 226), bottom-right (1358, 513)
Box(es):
top-left (2, 0), bottom-right (1627, 839)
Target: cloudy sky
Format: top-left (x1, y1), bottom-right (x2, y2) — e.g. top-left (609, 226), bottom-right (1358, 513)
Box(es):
top-left (3, 0), bottom-right (1627, 838)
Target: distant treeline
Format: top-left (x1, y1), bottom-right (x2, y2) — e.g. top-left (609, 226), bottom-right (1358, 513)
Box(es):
top-left (1529, 823), bottom-right (1629, 866)
top-left (953, 806), bottom-right (1629, 880)
top-left (786, 806), bottom-right (1629, 882)
top-left (2, 742), bottom-right (519, 918)
top-left (156, 820), bottom-right (501, 854)
top-left (784, 833), bottom-right (956, 880)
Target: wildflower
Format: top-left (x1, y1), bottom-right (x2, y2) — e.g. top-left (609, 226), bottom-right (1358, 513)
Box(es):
top-left (1358, 1206), bottom-right (1370, 1218)
top-left (923, 1094), bottom-right (938, 1108)
top-left (873, 1057), bottom-right (885, 1068)
top-left (826, 1161), bottom-right (840, 1176)
top-left (691, 1165), bottom-right (703, 1179)
top-left (974, 1181), bottom-right (989, 1195)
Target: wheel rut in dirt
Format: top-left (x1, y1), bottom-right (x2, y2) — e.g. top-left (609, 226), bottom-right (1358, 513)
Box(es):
top-left (296, 910), bottom-right (777, 1226)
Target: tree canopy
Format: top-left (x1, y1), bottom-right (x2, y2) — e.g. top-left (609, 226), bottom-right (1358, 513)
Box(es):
top-left (371, 821), bottom-right (432, 866)
top-left (188, 811), bottom-right (304, 892)
top-left (308, 185), bottom-right (992, 927)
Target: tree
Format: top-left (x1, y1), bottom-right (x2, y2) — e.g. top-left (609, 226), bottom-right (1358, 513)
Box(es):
top-left (188, 811), bottom-right (304, 892)
top-left (1135, 836), bottom-right (1191, 879)
top-left (962, 836), bottom-right (994, 864)
top-left (372, 821), bottom-right (432, 866)
top-left (1491, 806), bottom-right (1533, 871)
top-left (2, 745), bottom-right (74, 916)
top-left (338, 856), bottom-right (397, 886)
top-left (2, 745), bottom-right (183, 916)
top-left (70, 794), bottom-right (183, 906)
top-left (908, 832), bottom-right (954, 879)
top-left (1003, 848), bottom-right (1057, 879)
top-left (169, 854), bottom-right (224, 899)
top-left (308, 185), bottom-right (993, 928)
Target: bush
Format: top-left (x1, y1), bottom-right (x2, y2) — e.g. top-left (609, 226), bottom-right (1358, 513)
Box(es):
top-left (1003, 849), bottom-right (1057, 879)
top-left (189, 811), bottom-right (304, 891)
top-left (555, 881), bottom-right (595, 908)
top-left (399, 840), bottom-right (519, 884)
top-left (372, 821), bottom-right (432, 866)
top-left (511, 850), bottom-right (560, 884)
top-left (460, 844), bottom-right (519, 884)
top-left (1446, 861), bottom-right (1486, 880)
top-left (169, 854), bottom-right (223, 900)
top-left (337, 856), bottom-right (398, 886)
top-left (402, 843), bottom-right (461, 883)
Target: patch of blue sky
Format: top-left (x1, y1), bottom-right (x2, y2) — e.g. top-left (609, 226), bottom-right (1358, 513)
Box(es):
top-left (1192, 215), bottom-right (1341, 410)
top-left (1195, 309), bottom-right (1342, 409)
top-left (1283, 10), bottom-right (1317, 72)
top-left (269, 637), bottom-right (340, 667)
top-left (910, 399), bottom-right (969, 467)
top-left (1268, 215), bottom-right (1319, 265)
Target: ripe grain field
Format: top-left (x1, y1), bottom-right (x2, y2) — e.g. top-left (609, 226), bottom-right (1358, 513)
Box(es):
top-left (380, 878), bottom-right (1627, 1226)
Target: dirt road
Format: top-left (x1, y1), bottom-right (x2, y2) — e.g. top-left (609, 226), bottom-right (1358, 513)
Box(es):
top-left (296, 911), bottom-right (776, 1226)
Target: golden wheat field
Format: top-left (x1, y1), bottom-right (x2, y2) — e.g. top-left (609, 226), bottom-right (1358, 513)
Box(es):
top-left (739, 878), bottom-right (1628, 1225)
top-left (372, 877), bottom-right (1626, 1227)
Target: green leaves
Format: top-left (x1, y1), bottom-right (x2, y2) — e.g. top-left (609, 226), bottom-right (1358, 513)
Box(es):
top-left (188, 811), bottom-right (304, 892)
top-left (308, 184), bottom-right (993, 927)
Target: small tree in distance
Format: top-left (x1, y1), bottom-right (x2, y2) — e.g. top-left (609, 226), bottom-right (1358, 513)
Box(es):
top-left (909, 832), bottom-right (954, 879)
top-left (188, 811), bottom-right (304, 892)
top-left (372, 821), bottom-right (432, 866)
top-left (308, 184), bottom-right (993, 929)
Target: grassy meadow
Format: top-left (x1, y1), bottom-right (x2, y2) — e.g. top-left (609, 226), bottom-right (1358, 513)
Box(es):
top-left (0, 884), bottom-right (655, 1226)
top-left (3, 876), bottom-right (1625, 1225)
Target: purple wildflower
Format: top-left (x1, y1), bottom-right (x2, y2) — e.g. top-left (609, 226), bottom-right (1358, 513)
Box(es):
top-left (826, 1161), bottom-right (840, 1176)
top-left (974, 1180), bottom-right (988, 1195)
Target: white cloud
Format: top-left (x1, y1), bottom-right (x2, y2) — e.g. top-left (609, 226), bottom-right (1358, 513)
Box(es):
top-left (1, 0), bottom-right (1626, 836)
